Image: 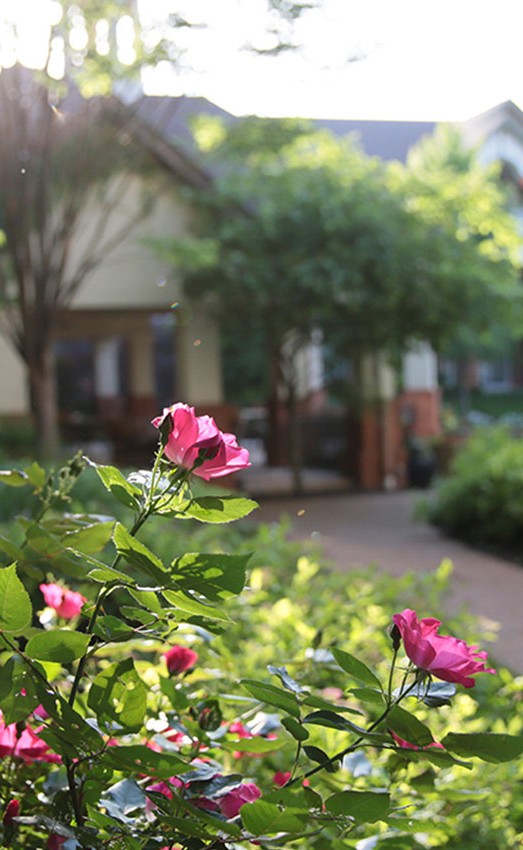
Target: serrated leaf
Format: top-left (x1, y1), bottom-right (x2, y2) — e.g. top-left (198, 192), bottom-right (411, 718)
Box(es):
top-left (93, 616), bottom-right (135, 642)
top-left (163, 588), bottom-right (231, 622)
top-left (406, 681), bottom-right (457, 707)
top-left (88, 658), bottom-right (147, 732)
top-left (239, 799), bottom-right (306, 834)
top-left (0, 536), bottom-right (24, 562)
top-left (100, 744), bottom-right (188, 778)
top-left (0, 656), bottom-right (40, 723)
top-left (332, 648), bottom-right (382, 689)
top-left (241, 679), bottom-right (300, 718)
top-left (172, 495), bottom-right (258, 523)
top-left (87, 461), bottom-right (141, 509)
top-left (171, 552), bottom-right (250, 600)
top-left (442, 732), bottom-right (523, 763)
top-left (24, 461), bottom-right (46, 488)
top-left (326, 790), bottom-right (390, 823)
top-left (26, 630), bottom-right (90, 663)
top-left (388, 705), bottom-right (434, 748)
top-left (113, 523), bottom-right (166, 582)
top-left (63, 522), bottom-right (115, 555)
top-left (101, 779), bottom-right (145, 822)
top-left (0, 564), bottom-right (32, 633)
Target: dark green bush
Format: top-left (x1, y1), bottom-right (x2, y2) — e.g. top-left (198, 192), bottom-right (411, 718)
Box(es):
top-left (429, 426), bottom-right (523, 553)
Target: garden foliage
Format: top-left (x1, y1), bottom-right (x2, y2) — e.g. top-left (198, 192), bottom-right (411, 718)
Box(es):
top-left (0, 406), bottom-right (521, 849)
top-left (429, 425), bottom-right (523, 553)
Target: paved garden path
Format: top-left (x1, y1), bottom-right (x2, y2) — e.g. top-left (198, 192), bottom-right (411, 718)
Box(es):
top-left (255, 490), bottom-right (523, 674)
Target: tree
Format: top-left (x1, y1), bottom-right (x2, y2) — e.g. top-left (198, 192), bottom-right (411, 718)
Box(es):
top-left (390, 124), bottom-right (523, 411)
top-left (0, 2), bottom-right (320, 457)
top-left (0, 66), bottom-right (159, 456)
top-left (154, 116), bottom-right (523, 491)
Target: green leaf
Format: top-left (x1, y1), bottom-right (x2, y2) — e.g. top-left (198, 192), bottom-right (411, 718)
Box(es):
top-left (442, 732), bottom-right (523, 763)
top-left (26, 630), bottom-right (90, 663)
top-left (0, 536), bottom-right (24, 562)
top-left (303, 709), bottom-right (364, 734)
top-left (388, 705), bottom-right (434, 748)
top-left (0, 564), bottom-right (32, 633)
top-left (332, 648), bottom-right (382, 689)
top-left (88, 658), bottom-right (147, 732)
top-left (222, 736), bottom-right (284, 754)
top-left (101, 778), bottom-right (145, 822)
top-left (113, 523), bottom-right (166, 582)
top-left (325, 790), bottom-right (390, 823)
top-left (100, 744), bottom-right (189, 779)
top-left (36, 693), bottom-right (103, 759)
top-left (171, 552), bottom-right (250, 600)
top-left (350, 687), bottom-right (386, 706)
top-left (87, 461), bottom-right (142, 509)
top-left (303, 745), bottom-right (338, 772)
top-left (93, 616), bottom-right (136, 642)
top-left (268, 665), bottom-right (306, 694)
top-left (162, 588), bottom-right (231, 621)
top-left (241, 679), bottom-right (301, 718)
top-left (128, 588), bottom-right (164, 616)
top-left (301, 694), bottom-right (363, 716)
top-left (239, 799), bottom-right (306, 834)
top-left (282, 716), bottom-right (309, 741)
top-left (0, 656), bottom-right (40, 723)
top-left (0, 469), bottom-right (29, 487)
top-left (63, 521), bottom-right (115, 554)
top-left (173, 494), bottom-right (258, 523)
top-left (24, 461), bottom-right (46, 488)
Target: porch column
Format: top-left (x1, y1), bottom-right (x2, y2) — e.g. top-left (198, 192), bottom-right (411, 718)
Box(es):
top-left (356, 355), bottom-right (401, 491)
top-left (127, 326), bottom-right (157, 418)
top-left (177, 310), bottom-right (223, 405)
top-left (401, 343), bottom-right (441, 437)
top-left (0, 331), bottom-right (29, 417)
top-left (94, 337), bottom-right (122, 419)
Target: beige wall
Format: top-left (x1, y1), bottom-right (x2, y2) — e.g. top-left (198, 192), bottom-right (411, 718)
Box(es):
top-left (0, 173), bottom-right (224, 417)
top-left (69, 175), bottom-right (188, 311)
top-left (0, 333), bottom-right (29, 416)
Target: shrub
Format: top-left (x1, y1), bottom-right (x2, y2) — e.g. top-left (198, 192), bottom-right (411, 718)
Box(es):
top-left (429, 426), bottom-right (523, 554)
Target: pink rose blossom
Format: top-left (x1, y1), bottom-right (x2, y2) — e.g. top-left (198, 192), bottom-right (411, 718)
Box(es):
top-left (163, 645), bottom-right (198, 676)
top-left (219, 782), bottom-right (261, 818)
top-left (273, 771), bottom-right (292, 787)
top-left (0, 712), bottom-right (60, 763)
top-left (392, 608), bottom-right (495, 689)
top-left (152, 403), bottom-right (250, 480)
top-left (40, 583), bottom-right (86, 619)
top-left (3, 799), bottom-right (20, 825)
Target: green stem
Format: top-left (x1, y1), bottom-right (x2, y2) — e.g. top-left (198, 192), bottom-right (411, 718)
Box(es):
top-left (290, 680), bottom-right (418, 785)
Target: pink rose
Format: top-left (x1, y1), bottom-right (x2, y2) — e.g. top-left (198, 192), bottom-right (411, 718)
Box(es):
top-left (152, 403), bottom-right (250, 480)
top-left (219, 782), bottom-right (261, 818)
top-left (3, 799), bottom-right (20, 825)
top-left (0, 713), bottom-right (61, 764)
top-left (273, 771), bottom-right (292, 787)
top-left (392, 609), bottom-right (495, 689)
top-left (163, 645), bottom-right (198, 675)
top-left (40, 583), bottom-right (86, 619)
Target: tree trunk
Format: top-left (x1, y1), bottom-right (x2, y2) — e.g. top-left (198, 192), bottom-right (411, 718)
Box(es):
top-left (286, 381), bottom-right (304, 495)
top-left (266, 340), bottom-right (286, 466)
top-left (28, 341), bottom-right (60, 460)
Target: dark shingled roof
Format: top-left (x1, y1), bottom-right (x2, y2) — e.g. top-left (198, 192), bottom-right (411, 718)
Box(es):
top-left (313, 119), bottom-right (438, 162)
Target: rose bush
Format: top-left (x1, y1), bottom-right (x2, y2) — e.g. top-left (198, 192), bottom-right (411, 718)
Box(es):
top-left (0, 402), bottom-right (520, 849)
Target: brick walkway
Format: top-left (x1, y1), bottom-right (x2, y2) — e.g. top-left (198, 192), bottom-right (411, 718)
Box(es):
top-left (255, 490), bottom-right (523, 674)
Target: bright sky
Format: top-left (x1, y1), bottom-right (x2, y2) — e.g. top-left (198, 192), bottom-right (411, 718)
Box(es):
top-left (3, 0), bottom-right (523, 121)
top-left (140, 0), bottom-right (523, 121)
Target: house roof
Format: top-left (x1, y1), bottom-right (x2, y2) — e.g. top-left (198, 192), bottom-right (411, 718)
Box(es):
top-left (313, 118), bottom-right (437, 162)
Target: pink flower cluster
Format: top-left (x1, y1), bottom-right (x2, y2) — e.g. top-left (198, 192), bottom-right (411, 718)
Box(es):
top-left (147, 774), bottom-right (261, 819)
top-left (0, 712), bottom-right (60, 764)
top-left (392, 608), bottom-right (495, 689)
top-left (40, 583), bottom-right (86, 619)
top-left (152, 403), bottom-right (250, 480)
